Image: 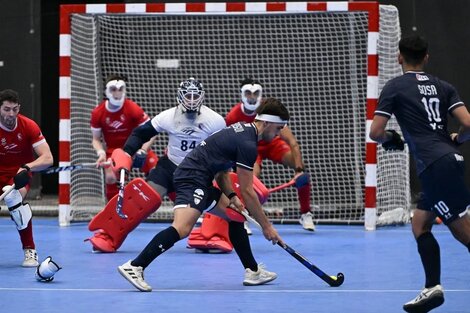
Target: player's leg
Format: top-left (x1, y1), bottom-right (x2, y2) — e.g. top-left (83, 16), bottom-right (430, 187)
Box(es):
top-left (103, 166), bottom-right (118, 200)
top-left (118, 182), bottom-right (219, 291)
top-left (265, 138), bottom-right (314, 231)
top-left (2, 180), bottom-right (38, 267)
top-left (404, 154), bottom-right (468, 313)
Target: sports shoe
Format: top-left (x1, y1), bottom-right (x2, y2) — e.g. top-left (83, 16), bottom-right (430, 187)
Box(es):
top-left (243, 263), bottom-right (277, 286)
top-left (118, 260), bottom-right (152, 292)
top-left (299, 212), bottom-right (315, 231)
top-left (244, 221), bottom-right (253, 235)
top-left (403, 285), bottom-right (444, 313)
top-left (22, 249), bottom-right (39, 267)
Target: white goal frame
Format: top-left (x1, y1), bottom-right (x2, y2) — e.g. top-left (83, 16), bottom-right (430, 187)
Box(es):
top-left (59, 1), bottom-right (406, 229)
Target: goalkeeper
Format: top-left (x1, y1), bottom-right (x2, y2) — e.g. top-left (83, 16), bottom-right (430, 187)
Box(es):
top-left (370, 34), bottom-right (470, 313)
top-left (118, 97), bottom-right (287, 292)
top-left (0, 89), bottom-right (54, 267)
top-left (90, 74), bottom-right (158, 201)
top-left (87, 78), bottom-right (226, 253)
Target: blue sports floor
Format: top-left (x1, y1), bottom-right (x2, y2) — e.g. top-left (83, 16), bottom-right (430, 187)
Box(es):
top-left (0, 218), bottom-right (468, 313)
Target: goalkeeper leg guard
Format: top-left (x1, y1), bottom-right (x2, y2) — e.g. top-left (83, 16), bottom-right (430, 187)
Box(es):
top-left (417, 232), bottom-right (441, 288)
top-left (87, 178), bottom-right (162, 252)
top-left (228, 172), bottom-right (269, 204)
top-left (187, 213), bottom-right (233, 253)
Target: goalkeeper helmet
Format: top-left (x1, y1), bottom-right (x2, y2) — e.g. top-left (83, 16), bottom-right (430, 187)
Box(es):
top-left (240, 78), bottom-right (263, 112)
top-left (177, 78), bottom-right (205, 113)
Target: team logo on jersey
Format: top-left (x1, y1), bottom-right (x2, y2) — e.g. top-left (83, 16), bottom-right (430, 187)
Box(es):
top-left (416, 74), bottom-right (429, 81)
top-left (1, 138), bottom-right (6, 146)
top-left (181, 127), bottom-right (196, 136)
top-left (17, 133), bottom-right (23, 141)
top-left (108, 120), bottom-right (124, 129)
top-left (120, 114), bottom-right (126, 121)
top-left (193, 188), bottom-right (204, 205)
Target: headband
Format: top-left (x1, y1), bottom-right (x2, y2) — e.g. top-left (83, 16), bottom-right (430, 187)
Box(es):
top-left (255, 114), bottom-right (288, 124)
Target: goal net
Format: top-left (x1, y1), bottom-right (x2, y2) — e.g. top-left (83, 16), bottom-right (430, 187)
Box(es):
top-left (60, 2), bottom-right (410, 227)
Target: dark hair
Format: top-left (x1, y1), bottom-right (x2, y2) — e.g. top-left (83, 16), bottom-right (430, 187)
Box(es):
top-left (240, 77), bottom-right (262, 88)
top-left (105, 74), bottom-right (127, 85)
top-left (0, 89), bottom-right (20, 105)
top-left (399, 35), bottom-right (428, 66)
top-left (256, 97), bottom-right (290, 121)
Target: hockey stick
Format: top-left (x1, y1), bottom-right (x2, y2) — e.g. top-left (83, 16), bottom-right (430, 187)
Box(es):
top-left (267, 172), bottom-right (310, 194)
top-left (115, 168), bottom-right (128, 219)
top-left (0, 184), bottom-right (16, 202)
top-left (39, 162), bottom-right (111, 174)
top-left (226, 208), bottom-right (344, 287)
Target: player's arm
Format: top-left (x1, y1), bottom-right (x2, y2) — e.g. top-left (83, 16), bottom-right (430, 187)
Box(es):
top-left (369, 115), bottom-right (390, 143)
top-left (123, 120), bottom-right (158, 157)
top-left (91, 129), bottom-right (107, 162)
top-left (237, 166), bottom-right (283, 244)
top-left (27, 141), bottom-right (54, 171)
top-left (214, 170), bottom-right (244, 211)
top-left (279, 126), bottom-right (304, 171)
top-left (450, 105), bottom-right (470, 144)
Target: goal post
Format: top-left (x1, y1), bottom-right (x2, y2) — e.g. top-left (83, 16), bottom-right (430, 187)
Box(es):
top-left (58, 2), bottom-right (410, 229)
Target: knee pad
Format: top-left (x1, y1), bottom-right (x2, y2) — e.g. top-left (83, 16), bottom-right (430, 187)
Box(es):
top-left (9, 202), bottom-right (32, 230)
top-left (87, 178), bottom-right (162, 252)
top-left (3, 186), bottom-right (23, 208)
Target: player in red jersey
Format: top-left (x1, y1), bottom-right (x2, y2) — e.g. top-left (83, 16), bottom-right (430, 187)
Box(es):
top-left (226, 78), bottom-right (315, 231)
top-left (90, 75), bottom-right (157, 200)
top-left (0, 89), bottom-right (53, 267)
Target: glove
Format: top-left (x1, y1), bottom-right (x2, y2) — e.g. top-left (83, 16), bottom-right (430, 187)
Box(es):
top-left (14, 168), bottom-right (31, 189)
top-left (132, 149), bottom-right (147, 169)
top-left (110, 148), bottom-right (132, 173)
top-left (382, 130), bottom-right (404, 151)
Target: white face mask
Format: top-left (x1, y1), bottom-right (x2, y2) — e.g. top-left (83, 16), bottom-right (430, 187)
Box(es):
top-left (241, 84), bottom-right (262, 111)
top-left (105, 80), bottom-right (126, 110)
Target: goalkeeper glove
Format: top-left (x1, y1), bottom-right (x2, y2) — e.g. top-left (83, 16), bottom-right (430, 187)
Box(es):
top-left (382, 130), bottom-right (404, 151)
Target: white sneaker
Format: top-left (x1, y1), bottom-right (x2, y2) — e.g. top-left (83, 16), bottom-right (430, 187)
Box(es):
top-left (22, 249), bottom-right (39, 267)
top-left (244, 221), bottom-right (253, 235)
top-left (299, 212), bottom-right (315, 231)
top-left (118, 260), bottom-right (152, 292)
top-left (403, 285), bottom-right (444, 313)
top-left (243, 263), bottom-right (277, 286)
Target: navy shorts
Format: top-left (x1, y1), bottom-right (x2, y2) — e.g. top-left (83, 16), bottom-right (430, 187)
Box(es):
top-left (418, 153), bottom-right (470, 225)
top-left (173, 168), bottom-right (222, 213)
top-left (147, 155), bottom-right (177, 193)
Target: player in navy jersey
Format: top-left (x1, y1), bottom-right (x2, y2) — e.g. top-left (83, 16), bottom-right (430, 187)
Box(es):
top-left (370, 35), bottom-right (470, 313)
top-left (117, 97), bottom-right (288, 292)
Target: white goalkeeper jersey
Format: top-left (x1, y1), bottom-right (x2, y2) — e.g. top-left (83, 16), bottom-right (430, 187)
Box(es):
top-left (150, 105), bottom-right (226, 166)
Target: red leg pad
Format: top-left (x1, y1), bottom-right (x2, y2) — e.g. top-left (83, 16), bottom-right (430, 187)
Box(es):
top-left (87, 178), bottom-right (161, 252)
top-left (187, 213), bottom-right (232, 253)
top-left (227, 172), bottom-right (269, 205)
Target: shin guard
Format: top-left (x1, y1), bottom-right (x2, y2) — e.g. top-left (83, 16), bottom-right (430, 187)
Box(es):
top-left (187, 213), bottom-right (233, 253)
top-left (87, 178), bottom-right (161, 252)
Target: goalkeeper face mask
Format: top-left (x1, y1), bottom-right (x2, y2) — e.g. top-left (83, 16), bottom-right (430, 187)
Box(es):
top-left (241, 83), bottom-right (262, 112)
top-left (105, 80), bottom-right (126, 111)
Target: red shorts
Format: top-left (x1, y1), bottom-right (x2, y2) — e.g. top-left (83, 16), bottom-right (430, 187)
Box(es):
top-left (256, 136), bottom-right (291, 165)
